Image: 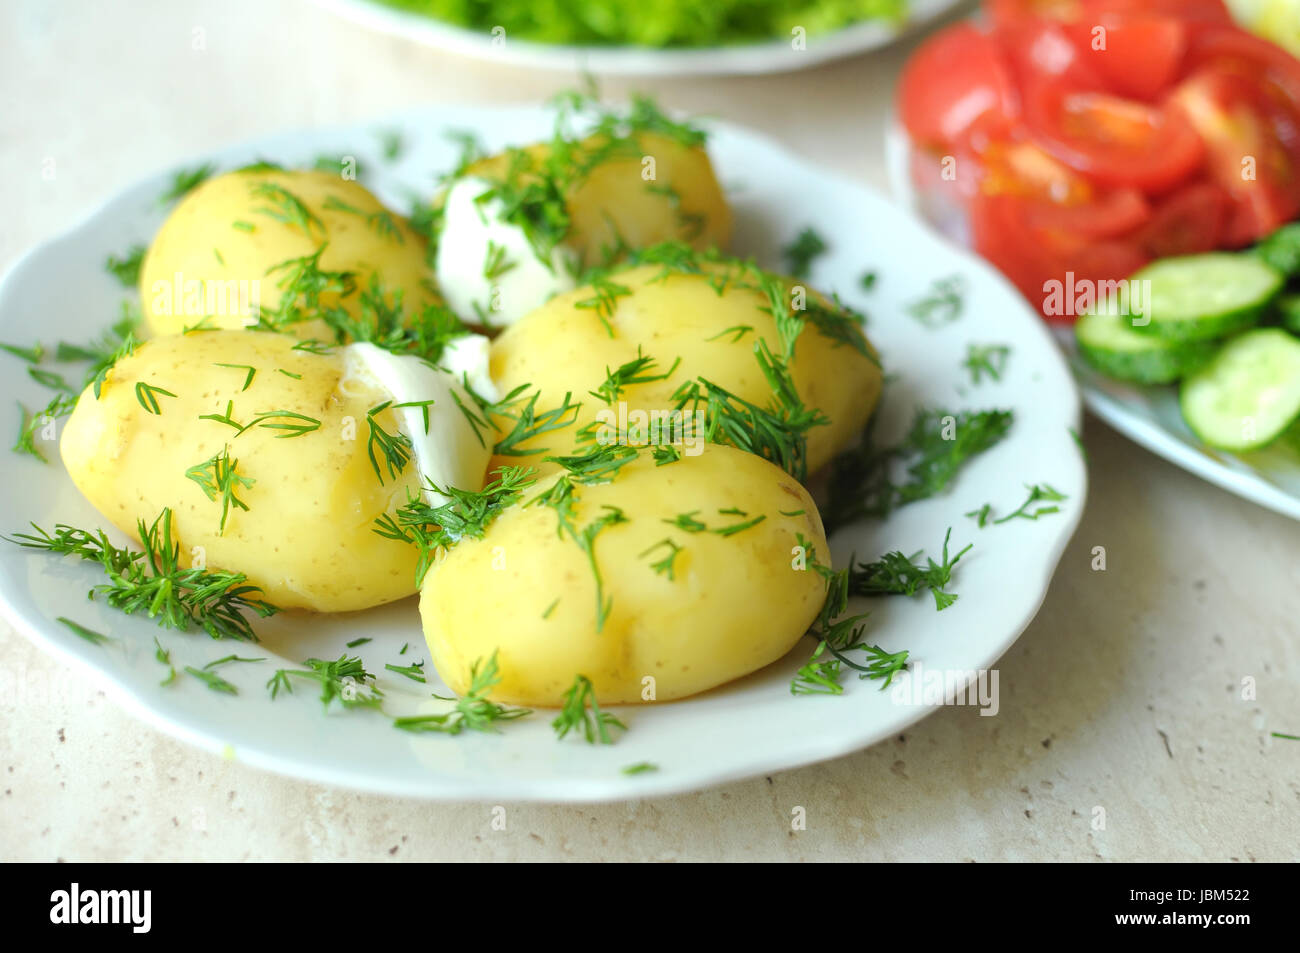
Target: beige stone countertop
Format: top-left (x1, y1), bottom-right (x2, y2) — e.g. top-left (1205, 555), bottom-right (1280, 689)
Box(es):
top-left (2, 0), bottom-right (1298, 862)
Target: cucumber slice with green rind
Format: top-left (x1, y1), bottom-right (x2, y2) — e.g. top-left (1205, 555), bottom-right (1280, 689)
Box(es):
top-left (1132, 253), bottom-right (1283, 342)
top-left (1253, 223), bottom-right (1300, 278)
top-left (1075, 307), bottom-right (1216, 384)
top-left (1275, 293), bottom-right (1300, 336)
top-left (1180, 329), bottom-right (1300, 452)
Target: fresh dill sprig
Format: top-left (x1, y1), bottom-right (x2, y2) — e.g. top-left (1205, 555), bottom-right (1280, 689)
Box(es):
top-left (13, 392), bottom-right (78, 462)
top-left (250, 182), bottom-right (326, 236)
top-left (374, 465), bottom-right (537, 586)
top-left (385, 660), bottom-right (426, 683)
top-left (0, 341), bottom-right (43, 363)
top-left (489, 388), bottom-right (581, 457)
top-left (971, 484), bottom-right (1069, 525)
top-left (57, 616), bottom-right (112, 647)
top-left (379, 129), bottom-right (404, 161)
top-left (530, 478), bottom-right (629, 633)
top-left (392, 651), bottom-right (531, 734)
top-left (850, 528), bottom-right (972, 611)
top-left (963, 344), bottom-right (1011, 385)
top-left (214, 362), bottom-right (257, 391)
top-left (185, 666), bottom-right (239, 694)
top-left (907, 274), bottom-right (967, 328)
top-left (105, 245), bottom-right (146, 287)
top-left (241, 409), bottom-right (322, 438)
top-left (268, 654), bottom-right (384, 710)
top-left (552, 674), bottom-right (626, 745)
top-left (575, 275), bottom-right (633, 337)
top-left (160, 163), bottom-right (216, 204)
top-left (639, 538), bottom-right (682, 580)
top-left (184, 446), bottom-right (254, 534)
top-left (154, 637), bottom-right (176, 686)
top-left (134, 381), bottom-right (177, 415)
top-left (782, 227), bottom-right (828, 280)
top-left (588, 348), bottom-right (680, 405)
top-left (5, 508), bottom-right (279, 640)
top-left (672, 340), bottom-right (827, 481)
top-left (321, 195), bottom-right (405, 244)
top-left (365, 401), bottom-right (414, 485)
top-left (483, 240), bottom-right (516, 281)
top-left (825, 407), bottom-right (1014, 530)
top-left (789, 536), bottom-right (909, 696)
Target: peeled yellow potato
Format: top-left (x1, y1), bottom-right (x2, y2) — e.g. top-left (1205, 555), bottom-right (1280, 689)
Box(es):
top-left (59, 330), bottom-right (424, 612)
top-left (420, 445), bottom-right (827, 706)
top-left (489, 260), bottom-right (882, 477)
top-left (139, 168), bottom-right (437, 338)
top-left (464, 130), bottom-right (732, 264)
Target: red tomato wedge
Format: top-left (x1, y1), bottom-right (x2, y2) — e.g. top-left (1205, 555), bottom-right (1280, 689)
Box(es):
top-left (1063, 16), bottom-right (1187, 101)
top-left (989, 0), bottom-right (1230, 28)
top-left (972, 192), bottom-right (1150, 319)
top-left (1184, 24), bottom-right (1300, 102)
top-left (1131, 182), bottom-right (1230, 257)
top-left (998, 18), bottom-right (1106, 90)
top-left (1023, 85), bottom-right (1205, 190)
top-left (1170, 68), bottom-right (1300, 244)
top-left (1020, 187), bottom-right (1151, 238)
top-left (898, 23), bottom-right (1019, 152)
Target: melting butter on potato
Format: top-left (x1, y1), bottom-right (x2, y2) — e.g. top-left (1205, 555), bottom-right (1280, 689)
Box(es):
top-left (140, 168), bottom-right (438, 338)
top-left (489, 258), bottom-right (883, 477)
top-left (435, 131), bottom-right (731, 327)
top-left (59, 330), bottom-right (491, 613)
top-left (419, 445), bottom-right (828, 706)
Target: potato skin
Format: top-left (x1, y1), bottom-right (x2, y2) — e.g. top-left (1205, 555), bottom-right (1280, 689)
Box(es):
top-left (464, 131), bottom-right (731, 264)
top-left (59, 330), bottom-right (422, 612)
top-left (489, 263), bottom-right (882, 476)
top-left (419, 445), bottom-right (827, 706)
top-left (140, 169), bottom-right (437, 338)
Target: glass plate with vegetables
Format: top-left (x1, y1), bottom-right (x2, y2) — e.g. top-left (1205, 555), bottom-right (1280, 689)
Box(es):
top-left (308, 0), bottom-right (965, 75)
top-left (0, 96), bottom-right (1084, 801)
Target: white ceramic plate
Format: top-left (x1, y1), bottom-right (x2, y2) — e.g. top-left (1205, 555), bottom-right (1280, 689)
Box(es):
top-left (308, 0), bottom-right (964, 75)
top-left (0, 105), bottom-right (1085, 801)
top-left (885, 120), bottom-right (1300, 521)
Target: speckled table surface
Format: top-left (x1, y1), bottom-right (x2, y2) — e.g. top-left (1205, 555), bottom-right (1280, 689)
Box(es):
top-left (2, 0), bottom-right (1297, 862)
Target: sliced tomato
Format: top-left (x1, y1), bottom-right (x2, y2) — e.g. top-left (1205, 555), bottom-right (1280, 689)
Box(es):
top-left (987, 0), bottom-right (1085, 30)
top-left (1062, 16), bottom-right (1187, 101)
top-left (1183, 24), bottom-right (1300, 103)
top-left (1082, 0), bottom-right (1231, 22)
top-left (989, 0), bottom-right (1230, 28)
top-left (1169, 68), bottom-right (1300, 245)
top-left (972, 191), bottom-right (1150, 320)
top-left (978, 139), bottom-right (1096, 204)
top-left (898, 23), bottom-right (1019, 152)
top-left (998, 17), bottom-right (1106, 91)
top-left (1130, 182), bottom-right (1230, 258)
top-left (1023, 84), bottom-right (1205, 190)
top-left (1020, 187), bottom-right (1151, 238)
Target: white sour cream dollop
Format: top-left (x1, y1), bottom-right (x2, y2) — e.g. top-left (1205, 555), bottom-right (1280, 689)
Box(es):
top-left (342, 336), bottom-right (495, 505)
top-left (434, 176), bottom-right (579, 328)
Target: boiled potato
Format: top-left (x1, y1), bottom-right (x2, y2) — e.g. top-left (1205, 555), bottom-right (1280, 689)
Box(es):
top-left (420, 445), bottom-right (828, 706)
top-left (464, 130), bottom-right (731, 262)
top-left (434, 131), bottom-right (731, 327)
top-left (489, 259), bottom-right (882, 477)
top-left (60, 330), bottom-right (427, 612)
top-left (140, 168), bottom-right (438, 338)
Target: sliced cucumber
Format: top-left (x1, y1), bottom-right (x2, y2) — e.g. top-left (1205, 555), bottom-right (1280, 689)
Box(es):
top-left (1075, 307), bottom-right (1216, 384)
top-left (1253, 223), bottom-right (1300, 278)
top-left (1276, 293), bottom-right (1300, 336)
top-left (1133, 253), bottom-right (1283, 342)
top-left (1180, 329), bottom-right (1300, 452)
